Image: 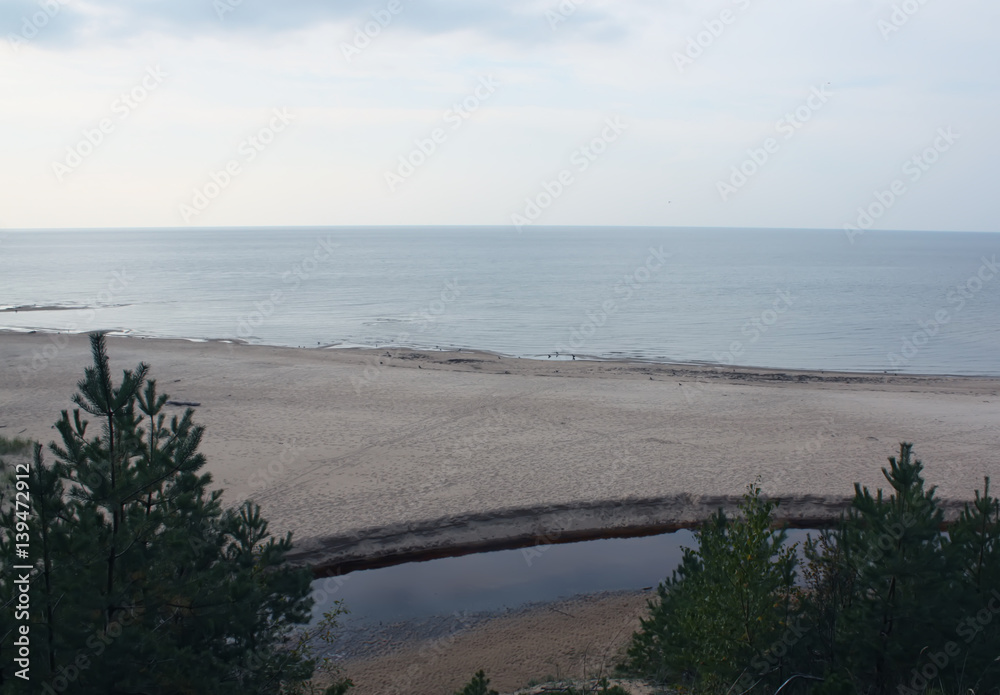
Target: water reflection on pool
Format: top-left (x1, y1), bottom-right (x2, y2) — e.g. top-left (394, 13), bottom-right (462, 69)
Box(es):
top-left (311, 528), bottom-right (815, 625)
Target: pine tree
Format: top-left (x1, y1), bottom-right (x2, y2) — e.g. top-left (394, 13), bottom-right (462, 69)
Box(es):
top-left (2, 332), bottom-right (322, 694)
top-left (627, 443), bottom-right (1000, 695)
top-left (816, 443), bottom-right (958, 694)
top-left (945, 477), bottom-right (1000, 693)
top-left (624, 481), bottom-right (798, 692)
top-left (453, 670), bottom-right (499, 695)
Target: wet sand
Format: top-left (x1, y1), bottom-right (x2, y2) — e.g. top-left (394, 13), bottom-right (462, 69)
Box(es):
top-left (327, 590), bottom-right (654, 695)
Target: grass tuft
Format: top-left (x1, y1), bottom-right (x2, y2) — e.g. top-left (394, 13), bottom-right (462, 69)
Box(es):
top-left (0, 435), bottom-right (33, 456)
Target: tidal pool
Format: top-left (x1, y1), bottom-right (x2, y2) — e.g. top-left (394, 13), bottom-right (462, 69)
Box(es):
top-left (310, 528), bottom-right (816, 626)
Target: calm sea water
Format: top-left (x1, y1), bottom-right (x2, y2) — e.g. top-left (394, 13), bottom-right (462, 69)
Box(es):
top-left (1, 227), bottom-right (998, 375)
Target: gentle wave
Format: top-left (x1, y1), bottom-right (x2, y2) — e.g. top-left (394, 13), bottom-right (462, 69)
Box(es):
top-left (1, 227), bottom-right (998, 375)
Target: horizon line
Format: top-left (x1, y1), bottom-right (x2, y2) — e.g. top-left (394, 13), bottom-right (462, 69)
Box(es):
top-left (2, 225), bottom-right (998, 234)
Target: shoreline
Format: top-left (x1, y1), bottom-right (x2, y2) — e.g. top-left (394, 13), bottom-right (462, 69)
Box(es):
top-left (4, 327), bottom-right (1000, 380)
top-left (327, 588), bottom-right (655, 695)
top-left (3, 331), bottom-right (998, 574)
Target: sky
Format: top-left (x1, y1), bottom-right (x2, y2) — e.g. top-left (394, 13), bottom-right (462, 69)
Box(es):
top-left (1, 0), bottom-right (998, 231)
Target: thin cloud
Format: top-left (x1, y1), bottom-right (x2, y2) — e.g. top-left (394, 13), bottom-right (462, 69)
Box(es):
top-left (3, 0), bottom-right (628, 48)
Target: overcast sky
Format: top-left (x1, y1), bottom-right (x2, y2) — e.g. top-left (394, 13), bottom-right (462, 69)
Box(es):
top-left (2, 0), bottom-right (997, 231)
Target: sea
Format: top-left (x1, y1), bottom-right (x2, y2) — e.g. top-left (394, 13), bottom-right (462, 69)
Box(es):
top-left (1, 226), bottom-right (998, 376)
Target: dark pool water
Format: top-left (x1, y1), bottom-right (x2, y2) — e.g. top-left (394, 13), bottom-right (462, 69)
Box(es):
top-left (310, 528), bottom-right (815, 626)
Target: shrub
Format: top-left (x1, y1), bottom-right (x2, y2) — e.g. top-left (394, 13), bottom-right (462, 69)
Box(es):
top-left (628, 443), bottom-right (1000, 695)
top-left (454, 670), bottom-right (498, 695)
top-left (0, 435), bottom-right (32, 456)
top-left (625, 480), bottom-right (798, 692)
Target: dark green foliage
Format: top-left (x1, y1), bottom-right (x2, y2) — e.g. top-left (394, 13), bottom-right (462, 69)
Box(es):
top-left (322, 680), bottom-right (355, 695)
top-left (283, 603), bottom-right (354, 695)
top-left (797, 445), bottom-right (1000, 695)
top-left (625, 481), bottom-right (798, 692)
top-left (454, 670), bottom-right (499, 695)
top-left (946, 479), bottom-right (1000, 693)
top-left (282, 601), bottom-right (354, 695)
top-left (0, 436), bottom-right (32, 456)
top-left (806, 444), bottom-right (957, 692)
top-left (0, 332), bottom-right (324, 693)
top-left (627, 443), bottom-right (1000, 695)
top-left (559, 678), bottom-right (631, 695)
top-left (623, 541), bottom-right (703, 682)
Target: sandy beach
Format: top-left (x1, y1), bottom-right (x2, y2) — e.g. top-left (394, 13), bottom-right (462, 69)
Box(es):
top-left (4, 331), bottom-right (1000, 691)
top-left (2, 332), bottom-right (999, 571)
top-left (330, 590), bottom-right (655, 695)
